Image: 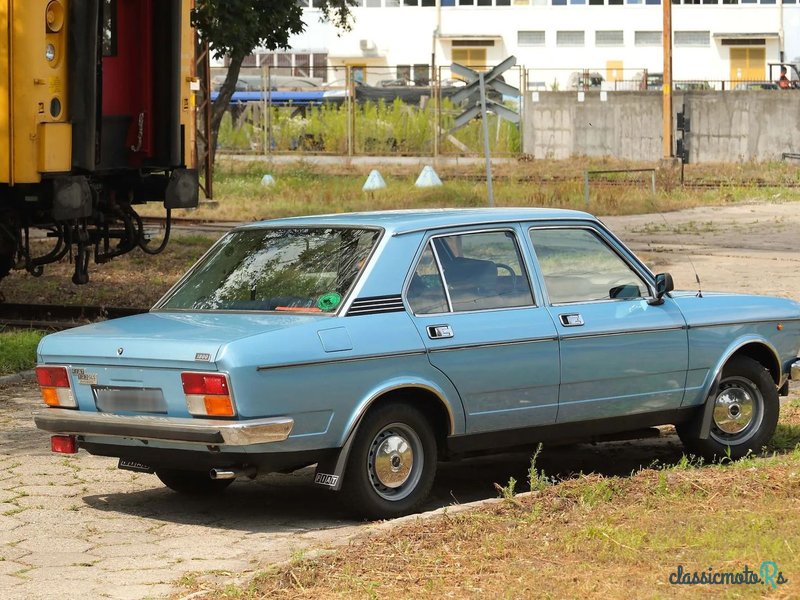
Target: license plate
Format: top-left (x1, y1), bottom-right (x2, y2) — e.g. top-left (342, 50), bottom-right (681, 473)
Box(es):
top-left (118, 459), bottom-right (154, 474)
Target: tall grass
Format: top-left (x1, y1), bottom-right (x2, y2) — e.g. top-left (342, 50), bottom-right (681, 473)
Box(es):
top-left (0, 330), bottom-right (43, 376)
top-left (217, 99), bottom-right (521, 155)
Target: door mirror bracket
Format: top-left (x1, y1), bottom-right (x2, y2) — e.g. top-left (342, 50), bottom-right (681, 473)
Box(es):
top-left (648, 273), bottom-right (674, 306)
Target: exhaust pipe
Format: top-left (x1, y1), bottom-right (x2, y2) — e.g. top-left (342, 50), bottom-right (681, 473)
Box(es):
top-left (209, 466), bottom-right (257, 480)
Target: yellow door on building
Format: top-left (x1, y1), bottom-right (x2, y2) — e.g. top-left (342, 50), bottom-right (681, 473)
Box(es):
top-left (452, 48), bottom-right (488, 72)
top-left (730, 48), bottom-right (765, 83)
top-left (606, 61), bottom-right (624, 83)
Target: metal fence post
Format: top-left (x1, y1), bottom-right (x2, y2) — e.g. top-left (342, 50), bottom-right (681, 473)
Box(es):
top-left (584, 171), bottom-right (590, 207)
top-left (651, 170), bottom-right (656, 195)
top-left (346, 66), bottom-right (354, 157)
top-left (433, 65), bottom-right (440, 158)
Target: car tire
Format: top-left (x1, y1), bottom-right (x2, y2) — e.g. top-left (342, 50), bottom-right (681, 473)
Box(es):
top-left (156, 469), bottom-right (234, 495)
top-left (341, 402), bottom-right (437, 520)
top-left (677, 356), bottom-right (779, 461)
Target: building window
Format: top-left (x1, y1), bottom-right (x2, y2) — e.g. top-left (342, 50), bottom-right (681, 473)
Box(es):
top-left (608, 0), bottom-right (623, 4)
top-left (294, 54), bottom-right (310, 77)
top-left (552, 0), bottom-right (567, 5)
top-left (596, 30), bottom-right (623, 46)
top-left (496, 0), bottom-right (512, 5)
top-left (674, 31), bottom-right (710, 47)
top-left (556, 31), bottom-right (585, 47)
top-left (570, 0), bottom-right (586, 4)
top-left (635, 31), bottom-right (662, 47)
top-left (645, 0), bottom-right (660, 4)
top-left (421, 0), bottom-right (435, 5)
top-left (589, 0), bottom-right (604, 4)
top-left (365, 0), bottom-right (381, 6)
top-left (518, 31), bottom-right (545, 46)
top-left (397, 65), bottom-right (411, 81)
top-left (312, 54), bottom-right (328, 82)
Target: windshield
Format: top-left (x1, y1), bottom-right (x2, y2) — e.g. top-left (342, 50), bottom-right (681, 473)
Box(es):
top-left (157, 227), bottom-right (381, 313)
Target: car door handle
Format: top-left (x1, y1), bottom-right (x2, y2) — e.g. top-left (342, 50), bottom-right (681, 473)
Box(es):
top-left (559, 313), bottom-right (584, 327)
top-left (427, 324), bottom-right (454, 339)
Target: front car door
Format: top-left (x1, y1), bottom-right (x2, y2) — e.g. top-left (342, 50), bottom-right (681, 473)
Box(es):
top-left (527, 222), bottom-right (689, 423)
top-left (405, 227), bottom-right (560, 433)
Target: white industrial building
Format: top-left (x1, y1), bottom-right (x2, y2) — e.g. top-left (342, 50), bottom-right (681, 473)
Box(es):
top-left (227, 2), bottom-right (800, 90)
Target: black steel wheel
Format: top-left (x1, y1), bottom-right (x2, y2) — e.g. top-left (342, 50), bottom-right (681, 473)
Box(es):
top-left (341, 402), bottom-right (437, 520)
top-left (156, 469), bottom-right (233, 495)
top-left (677, 356), bottom-right (779, 461)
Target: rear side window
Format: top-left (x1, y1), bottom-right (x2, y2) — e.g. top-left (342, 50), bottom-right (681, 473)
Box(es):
top-left (407, 230), bottom-right (534, 314)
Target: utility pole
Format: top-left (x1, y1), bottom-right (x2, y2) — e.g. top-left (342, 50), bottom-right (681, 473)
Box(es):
top-left (662, 0), bottom-right (673, 159)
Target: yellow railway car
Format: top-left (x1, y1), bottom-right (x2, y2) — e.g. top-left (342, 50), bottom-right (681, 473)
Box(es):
top-left (0, 0), bottom-right (198, 285)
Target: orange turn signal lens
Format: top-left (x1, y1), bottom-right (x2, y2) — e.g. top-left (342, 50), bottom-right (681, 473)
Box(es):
top-left (41, 387), bottom-right (60, 406)
top-left (203, 395), bottom-right (235, 417)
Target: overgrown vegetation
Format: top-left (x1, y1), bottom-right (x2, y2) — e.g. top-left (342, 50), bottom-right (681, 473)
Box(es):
top-left (0, 330), bottom-right (43, 376)
top-left (180, 400), bottom-right (800, 599)
top-left (218, 98), bottom-right (521, 155)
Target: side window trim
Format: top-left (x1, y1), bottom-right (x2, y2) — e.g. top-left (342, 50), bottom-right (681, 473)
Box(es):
top-left (428, 240), bottom-right (454, 313)
top-left (528, 224), bottom-right (655, 306)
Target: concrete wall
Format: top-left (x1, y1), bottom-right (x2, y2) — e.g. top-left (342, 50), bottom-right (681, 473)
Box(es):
top-left (523, 91), bottom-right (800, 163)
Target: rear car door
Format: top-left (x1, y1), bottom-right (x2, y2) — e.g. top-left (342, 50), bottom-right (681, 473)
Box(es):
top-left (405, 227), bottom-right (560, 433)
top-left (527, 223), bottom-right (689, 423)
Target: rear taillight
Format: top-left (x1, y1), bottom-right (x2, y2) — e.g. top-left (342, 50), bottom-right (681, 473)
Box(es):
top-left (181, 372), bottom-right (235, 417)
top-left (35, 366), bottom-right (76, 408)
top-left (51, 435), bottom-right (77, 454)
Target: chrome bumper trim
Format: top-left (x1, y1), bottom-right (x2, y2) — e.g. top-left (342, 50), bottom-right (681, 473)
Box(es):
top-left (33, 409), bottom-right (293, 446)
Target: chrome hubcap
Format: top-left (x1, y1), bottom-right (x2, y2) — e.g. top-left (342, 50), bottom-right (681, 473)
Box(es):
top-left (367, 423), bottom-right (423, 501)
top-left (711, 377), bottom-right (761, 442)
top-left (374, 434), bottom-right (413, 488)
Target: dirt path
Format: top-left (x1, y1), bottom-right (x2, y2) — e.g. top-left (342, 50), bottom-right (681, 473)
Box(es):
top-left (0, 200), bottom-right (799, 599)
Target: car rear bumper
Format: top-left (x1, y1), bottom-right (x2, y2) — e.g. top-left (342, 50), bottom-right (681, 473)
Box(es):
top-left (792, 360), bottom-right (800, 382)
top-left (33, 409), bottom-right (293, 446)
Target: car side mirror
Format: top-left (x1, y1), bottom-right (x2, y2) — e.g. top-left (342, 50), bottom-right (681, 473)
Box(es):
top-left (649, 273), bottom-right (674, 305)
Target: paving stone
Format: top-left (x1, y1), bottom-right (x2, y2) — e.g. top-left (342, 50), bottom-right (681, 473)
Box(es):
top-left (22, 551), bottom-right (100, 568)
top-left (11, 485), bottom-right (82, 498)
top-left (104, 583), bottom-right (176, 600)
top-left (16, 537), bottom-right (93, 554)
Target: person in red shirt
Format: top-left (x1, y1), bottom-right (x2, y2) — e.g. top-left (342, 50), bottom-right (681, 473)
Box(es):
top-left (778, 66), bottom-right (791, 89)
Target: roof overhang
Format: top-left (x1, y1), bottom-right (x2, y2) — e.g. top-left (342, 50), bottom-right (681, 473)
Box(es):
top-left (438, 34), bottom-right (503, 40)
top-left (713, 32), bottom-right (780, 40)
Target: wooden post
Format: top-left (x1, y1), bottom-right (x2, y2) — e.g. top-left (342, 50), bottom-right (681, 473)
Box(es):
top-left (662, 0), bottom-right (673, 159)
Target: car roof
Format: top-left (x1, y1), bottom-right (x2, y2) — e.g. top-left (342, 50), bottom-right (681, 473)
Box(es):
top-left (238, 208), bottom-right (596, 236)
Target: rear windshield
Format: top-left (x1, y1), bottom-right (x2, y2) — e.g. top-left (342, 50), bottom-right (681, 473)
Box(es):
top-left (157, 227), bottom-right (381, 313)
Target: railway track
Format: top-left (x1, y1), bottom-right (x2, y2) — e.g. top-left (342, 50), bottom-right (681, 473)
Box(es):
top-left (0, 303), bottom-right (148, 331)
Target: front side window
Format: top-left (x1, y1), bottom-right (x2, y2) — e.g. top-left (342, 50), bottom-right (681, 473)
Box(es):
top-left (530, 228), bottom-right (648, 304)
top-left (158, 228), bottom-right (380, 313)
top-left (408, 230), bottom-right (534, 314)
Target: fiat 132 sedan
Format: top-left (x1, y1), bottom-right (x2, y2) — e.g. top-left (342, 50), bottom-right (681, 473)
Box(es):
top-left (33, 209), bottom-right (800, 518)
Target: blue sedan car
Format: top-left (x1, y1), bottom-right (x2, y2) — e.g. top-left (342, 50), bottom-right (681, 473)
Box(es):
top-left (33, 209), bottom-right (800, 518)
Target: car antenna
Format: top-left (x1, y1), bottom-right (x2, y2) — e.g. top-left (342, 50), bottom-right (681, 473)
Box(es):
top-left (654, 206), bottom-right (703, 298)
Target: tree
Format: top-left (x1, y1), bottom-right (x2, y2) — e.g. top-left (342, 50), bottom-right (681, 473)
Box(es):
top-left (192, 0), bottom-right (354, 158)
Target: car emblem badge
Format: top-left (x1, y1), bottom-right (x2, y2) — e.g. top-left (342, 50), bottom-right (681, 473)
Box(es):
top-left (117, 347), bottom-right (124, 356)
top-left (195, 353), bottom-right (211, 362)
